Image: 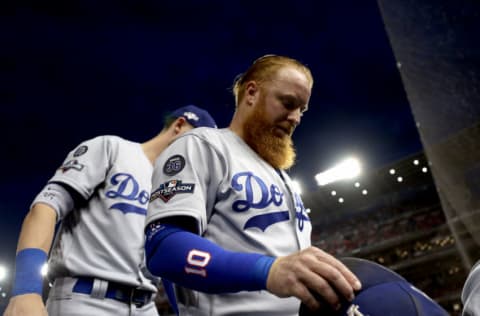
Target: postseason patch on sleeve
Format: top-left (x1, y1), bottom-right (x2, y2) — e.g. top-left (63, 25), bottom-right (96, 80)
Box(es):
top-left (150, 180), bottom-right (195, 203)
top-left (163, 155), bottom-right (186, 176)
top-left (58, 159), bottom-right (85, 173)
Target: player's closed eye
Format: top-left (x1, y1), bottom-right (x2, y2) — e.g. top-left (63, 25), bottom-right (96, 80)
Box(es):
top-left (279, 95), bottom-right (308, 115)
top-left (279, 96), bottom-right (297, 110)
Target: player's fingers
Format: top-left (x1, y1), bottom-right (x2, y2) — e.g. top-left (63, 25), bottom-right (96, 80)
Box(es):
top-left (267, 255), bottom-right (320, 299)
top-left (270, 250), bottom-right (347, 309)
top-left (290, 281), bottom-right (322, 311)
top-left (298, 268), bottom-right (343, 309)
top-left (309, 247), bottom-right (362, 291)
top-left (267, 249), bottom-right (360, 309)
top-left (294, 247), bottom-right (360, 305)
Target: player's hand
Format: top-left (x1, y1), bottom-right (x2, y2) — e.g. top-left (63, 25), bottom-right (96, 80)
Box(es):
top-left (3, 293), bottom-right (48, 316)
top-left (266, 246), bottom-right (362, 311)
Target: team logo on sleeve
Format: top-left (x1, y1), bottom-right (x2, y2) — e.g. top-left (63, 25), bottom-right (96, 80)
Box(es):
top-left (150, 179), bottom-right (195, 203)
top-left (59, 159), bottom-right (84, 173)
top-left (73, 145), bottom-right (88, 157)
top-left (163, 155), bottom-right (186, 176)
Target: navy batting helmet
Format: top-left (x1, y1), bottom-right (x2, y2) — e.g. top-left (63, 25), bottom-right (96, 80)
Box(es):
top-left (299, 257), bottom-right (449, 316)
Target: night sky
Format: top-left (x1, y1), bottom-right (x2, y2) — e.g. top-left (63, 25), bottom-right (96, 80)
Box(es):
top-left (1, 0), bottom-right (423, 291)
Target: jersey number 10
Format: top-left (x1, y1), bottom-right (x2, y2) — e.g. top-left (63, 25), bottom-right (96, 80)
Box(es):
top-left (184, 249), bottom-right (211, 277)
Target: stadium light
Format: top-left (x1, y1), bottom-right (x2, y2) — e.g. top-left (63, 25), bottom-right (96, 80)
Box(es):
top-left (362, 189), bottom-right (368, 195)
top-left (413, 159), bottom-right (419, 165)
top-left (389, 168), bottom-right (396, 175)
top-left (0, 265), bottom-right (7, 282)
top-left (397, 176), bottom-right (403, 182)
top-left (331, 190), bottom-right (337, 196)
top-left (315, 157), bottom-right (362, 186)
top-left (354, 182), bottom-right (360, 188)
top-left (422, 167), bottom-right (428, 173)
top-left (338, 197), bottom-right (344, 203)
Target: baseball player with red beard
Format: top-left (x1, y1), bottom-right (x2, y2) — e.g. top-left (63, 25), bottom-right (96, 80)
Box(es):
top-left (145, 55), bottom-right (362, 315)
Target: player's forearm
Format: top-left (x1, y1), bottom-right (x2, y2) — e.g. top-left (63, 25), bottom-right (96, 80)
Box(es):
top-left (145, 223), bottom-right (274, 293)
top-left (10, 204), bottom-right (56, 297)
top-left (16, 203), bottom-right (57, 253)
top-left (12, 183), bottom-right (74, 297)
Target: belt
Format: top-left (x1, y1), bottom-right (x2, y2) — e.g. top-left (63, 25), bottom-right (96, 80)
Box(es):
top-left (72, 277), bottom-right (153, 307)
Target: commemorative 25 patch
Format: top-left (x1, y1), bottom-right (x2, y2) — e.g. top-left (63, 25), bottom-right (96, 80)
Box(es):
top-left (150, 179), bottom-right (195, 203)
top-left (163, 155), bottom-right (185, 176)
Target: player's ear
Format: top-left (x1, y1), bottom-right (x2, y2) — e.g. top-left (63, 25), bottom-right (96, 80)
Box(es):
top-left (172, 117), bottom-right (187, 134)
top-left (172, 117), bottom-right (194, 136)
top-left (245, 81), bottom-right (259, 106)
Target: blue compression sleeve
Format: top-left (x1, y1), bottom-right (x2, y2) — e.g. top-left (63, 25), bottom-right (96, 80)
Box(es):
top-left (145, 224), bottom-right (275, 294)
top-left (12, 248), bottom-right (47, 296)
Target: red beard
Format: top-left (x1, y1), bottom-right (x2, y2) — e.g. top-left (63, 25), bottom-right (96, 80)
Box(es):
top-left (243, 102), bottom-right (296, 170)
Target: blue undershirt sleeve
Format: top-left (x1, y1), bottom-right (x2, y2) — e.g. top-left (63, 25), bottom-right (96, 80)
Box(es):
top-left (145, 223), bottom-right (275, 294)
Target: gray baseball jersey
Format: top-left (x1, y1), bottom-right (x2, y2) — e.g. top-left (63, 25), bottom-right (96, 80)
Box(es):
top-left (147, 128), bottom-right (312, 315)
top-left (43, 135), bottom-right (157, 292)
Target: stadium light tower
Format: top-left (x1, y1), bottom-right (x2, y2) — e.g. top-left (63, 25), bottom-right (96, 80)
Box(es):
top-left (315, 157), bottom-right (362, 186)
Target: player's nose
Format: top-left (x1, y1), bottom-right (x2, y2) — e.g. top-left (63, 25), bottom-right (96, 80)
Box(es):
top-left (287, 108), bottom-right (302, 126)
